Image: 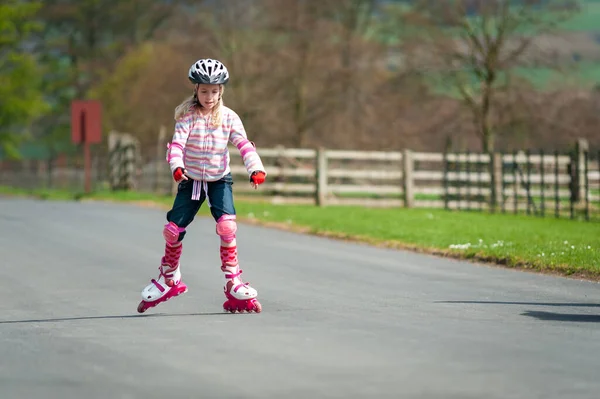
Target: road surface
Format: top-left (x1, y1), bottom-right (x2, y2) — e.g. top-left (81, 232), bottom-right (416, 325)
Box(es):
top-left (0, 198), bottom-right (599, 399)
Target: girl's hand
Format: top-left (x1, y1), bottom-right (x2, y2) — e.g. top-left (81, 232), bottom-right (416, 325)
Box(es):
top-left (250, 171), bottom-right (266, 189)
top-left (173, 167), bottom-right (188, 183)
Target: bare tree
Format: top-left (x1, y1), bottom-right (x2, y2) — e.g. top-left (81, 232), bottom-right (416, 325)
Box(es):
top-left (254, 0), bottom-right (342, 147)
top-left (407, 0), bottom-right (579, 153)
top-left (328, 0), bottom-right (378, 115)
top-left (193, 1), bottom-right (268, 132)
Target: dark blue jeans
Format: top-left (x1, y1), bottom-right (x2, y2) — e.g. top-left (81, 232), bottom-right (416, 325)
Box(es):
top-left (166, 173), bottom-right (236, 241)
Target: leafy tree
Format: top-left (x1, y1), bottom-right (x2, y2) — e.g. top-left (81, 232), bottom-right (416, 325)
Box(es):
top-left (0, 1), bottom-right (48, 159)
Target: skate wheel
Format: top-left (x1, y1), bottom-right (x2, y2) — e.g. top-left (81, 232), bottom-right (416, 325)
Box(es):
top-left (222, 298), bottom-right (261, 314)
top-left (137, 301), bottom-right (148, 314)
top-left (223, 303), bottom-right (236, 313)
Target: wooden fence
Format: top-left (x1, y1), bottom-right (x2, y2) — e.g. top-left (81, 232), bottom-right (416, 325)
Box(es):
top-left (224, 146), bottom-right (599, 219)
top-left (128, 139), bottom-right (598, 221)
top-left (2, 137), bottom-right (597, 221)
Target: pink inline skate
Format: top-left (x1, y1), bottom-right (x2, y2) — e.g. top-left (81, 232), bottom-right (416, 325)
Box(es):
top-left (137, 263), bottom-right (187, 313)
top-left (222, 264), bottom-right (262, 313)
top-left (138, 223), bottom-right (187, 313)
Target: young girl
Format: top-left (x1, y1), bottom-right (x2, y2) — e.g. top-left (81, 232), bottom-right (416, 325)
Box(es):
top-left (137, 58), bottom-right (267, 314)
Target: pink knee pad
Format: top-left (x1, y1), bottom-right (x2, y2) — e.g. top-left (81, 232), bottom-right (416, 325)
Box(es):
top-left (216, 215), bottom-right (237, 243)
top-left (163, 222), bottom-right (185, 244)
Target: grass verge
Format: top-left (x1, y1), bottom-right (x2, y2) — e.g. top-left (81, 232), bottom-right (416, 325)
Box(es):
top-left (2, 185), bottom-right (599, 280)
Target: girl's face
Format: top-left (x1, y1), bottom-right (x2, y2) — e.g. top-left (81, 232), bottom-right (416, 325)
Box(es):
top-left (196, 84), bottom-right (221, 110)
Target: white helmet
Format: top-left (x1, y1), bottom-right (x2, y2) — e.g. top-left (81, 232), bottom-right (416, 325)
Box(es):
top-left (188, 59), bottom-right (229, 85)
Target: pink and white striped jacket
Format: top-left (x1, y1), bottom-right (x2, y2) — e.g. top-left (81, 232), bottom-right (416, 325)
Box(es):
top-left (166, 106), bottom-right (265, 182)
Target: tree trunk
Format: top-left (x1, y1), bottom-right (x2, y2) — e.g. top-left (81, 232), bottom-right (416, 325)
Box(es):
top-left (480, 72), bottom-right (495, 153)
top-left (293, 4), bottom-right (311, 148)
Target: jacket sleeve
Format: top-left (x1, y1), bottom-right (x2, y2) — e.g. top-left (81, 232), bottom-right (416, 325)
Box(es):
top-left (228, 111), bottom-right (266, 176)
top-left (166, 114), bottom-right (191, 174)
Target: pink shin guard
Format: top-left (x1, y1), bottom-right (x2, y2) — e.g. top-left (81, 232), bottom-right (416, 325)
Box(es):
top-left (163, 242), bottom-right (182, 268)
top-left (220, 245), bottom-right (238, 269)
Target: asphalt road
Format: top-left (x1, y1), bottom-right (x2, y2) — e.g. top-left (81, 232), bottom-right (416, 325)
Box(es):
top-left (1, 198), bottom-right (599, 399)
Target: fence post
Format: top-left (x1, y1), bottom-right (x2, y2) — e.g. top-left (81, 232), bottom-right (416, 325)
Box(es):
top-left (512, 151), bottom-right (518, 214)
top-left (584, 150), bottom-right (590, 221)
top-left (569, 150), bottom-right (576, 219)
top-left (540, 149), bottom-right (545, 217)
top-left (466, 150), bottom-right (471, 211)
top-left (315, 147), bottom-right (327, 206)
top-left (108, 131), bottom-right (120, 190)
top-left (403, 149), bottom-right (414, 208)
top-left (443, 149), bottom-right (449, 210)
top-left (490, 152), bottom-right (502, 212)
top-left (554, 150), bottom-right (560, 218)
top-left (526, 149), bottom-right (531, 215)
top-left (576, 138), bottom-right (589, 204)
top-left (499, 152), bottom-right (505, 213)
top-left (108, 131), bottom-right (140, 191)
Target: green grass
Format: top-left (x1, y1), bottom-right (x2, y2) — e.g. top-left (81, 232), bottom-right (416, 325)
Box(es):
top-left (2, 185), bottom-right (599, 279)
top-left (0, 186), bottom-right (78, 201)
top-left (235, 202), bottom-right (600, 275)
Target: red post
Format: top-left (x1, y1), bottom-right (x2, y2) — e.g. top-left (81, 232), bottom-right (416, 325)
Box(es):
top-left (71, 100), bottom-right (102, 194)
top-left (80, 110), bottom-right (92, 193)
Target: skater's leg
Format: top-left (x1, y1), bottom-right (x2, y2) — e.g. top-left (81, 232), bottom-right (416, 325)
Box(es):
top-left (160, 222), bottom-right (184, 286)
top-left (209, 175), bottom-right (261, 312)
top-left (216, 214), bottom-right (255, 297)
top-left (138, 180), bottom-right (203, 312)
top-left (162, 179), bottom-right (204, 274)
top-left (209, 173), bottom-right (240, 282)
top-left (166, 179), bottom-right (204, 240)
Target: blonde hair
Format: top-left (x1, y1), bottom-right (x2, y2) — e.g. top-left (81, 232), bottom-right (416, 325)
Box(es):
top-left (174, 85), bottom-right (224, 128)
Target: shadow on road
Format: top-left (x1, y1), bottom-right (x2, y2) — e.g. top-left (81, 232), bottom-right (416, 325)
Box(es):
top-left (436, 300), bottom-right (600, 323)
top-left (0, 312), bottom-right (228, 324)
top-left (436, 301), bottom-right (600, 307)
top-left (521, 310), bottom-right (600, 323)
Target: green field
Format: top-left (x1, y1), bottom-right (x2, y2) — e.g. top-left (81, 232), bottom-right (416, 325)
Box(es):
top-left (556, 1), bottom-right (600, 32)
top-left (2, 185), bottom-right (599, 280)
top-left (514, 62), bottom-right (600, 90)
top-left (416, 0), bottom-right (600, 94)
top-left (428, 61), bottom-right (600, 98)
